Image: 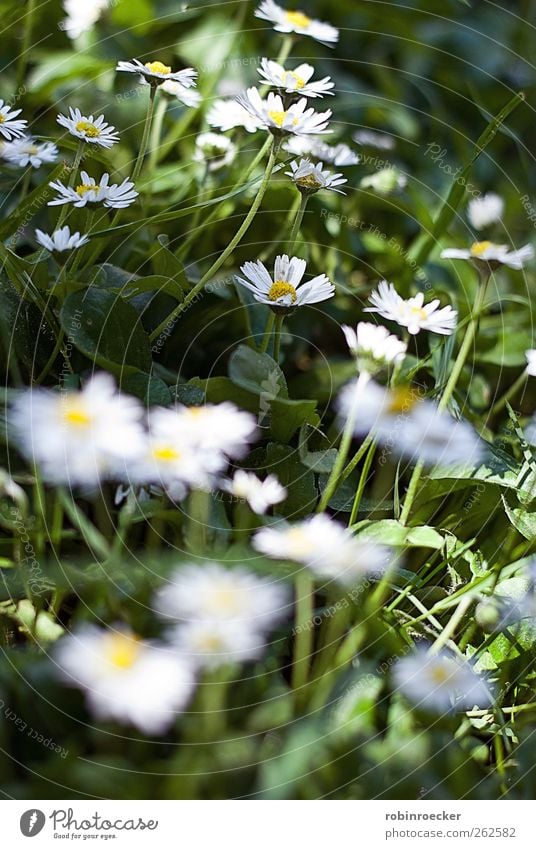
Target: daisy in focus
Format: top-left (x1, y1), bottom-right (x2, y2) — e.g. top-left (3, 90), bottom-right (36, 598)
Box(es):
top-left (161, 80), bottom-right (202, 108)
top-left (236, 254), bottom-right (335, 310)
top-left (54, 625), bottom-right (195, 734)
top-left (237, 88), bottom-right (332, 136)
top-left (207, 99), bottom-right (263, 133)
top-left (48, 171), bottom-right (138, 209)
top-left (2, 136), bottom-right (58, 168)
top-left (35, 226), bottom-right (89, 253)
top-left (116, 59), bottom-right (197, 88)
top-left (61, 0), bottom-right (109, 40)
top-left (441, 240), bottom-right (533, 270)
top-left (0, 100), bottom-right (27, 141)
top-left (342, 322), bottom-right (407, 373)
top-left (255, 1), bottom-right (339, 45)
top-left (222, 470), bottom-right (287, 514)
top-left (393, 647), bottom-right (493, 713)
top-left (467, 193), bottom-right (504, 230)
top-left (57, 107), bottom-right (119, 148)
top-left (365, 280), bottom-right (457, 336)
top-left (286, 158), bottom-right (346, 195)
top-left (257, 58), bottom-right (334, 98)
top-left (194, 132), bottom-right (237, 172)
top-left (337, 379), bottom-right (485, 467)
top-left (254, 514), bottom-right (391, 585)
top-left (10, 374), bottom-right (145, 486)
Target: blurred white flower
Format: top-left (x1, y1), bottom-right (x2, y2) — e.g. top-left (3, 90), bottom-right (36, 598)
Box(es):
top-left (161, 80), bottom-right (202, 107)
top-left (337, 379), bottom-right (485, 467)
top-left (441, 241), bottom-right (534, 270)
top-left (207, 98), bottom-right (263, 133)
top-left (467, 193), bottom-right (504, 230)
top-left (0, 99), bottom-right (27, 141)
top-left (365, 280), bottom-right (457, 336)
top-left (342, 322), bottom-right (406, 372)
top-left (255, 1), bottom-right (339, 45)
top-left (193, 132), bottom-right (236, 172)
top-left (54, 625), bottom-right (194, 734)
top-left (155, 562), bottom-right (290, 632)
top-left (167, 403), bottom-right (258, 460)
top-left (393, 647), bottom-right (493, 713)
top-left (116, 59), bottom-right (197, 88)
top-left (222, 470), bottom-right (286, 513)
top-left (285, 158), bottom-right (346, 195)
top-left (61, 0), bottom-right (108, 40)
top-left (2, 135), bottom-right (58, 168)
top-left (237, 88), bottom-right (332, 136)
top-left (237, 254), bottom-right (335, 309)
top-left (257, 58), bottom-right (334, 98)
top-left (170, 619), bottom-right (265, 669)
top-left (35, 226), bottom-right (89, 252)
top-left (284, 138), bottom-right (359, 166)
top-left (254, 514), bottom-right (391, 585)
top-left (10, 374), bottom-right (145, 486)
top-left (48, 171), bottom-right (138, 209)
top-left (526, 349), bottom-right (536, 376)
top-left (360, 166), bottom-right (406, 195)
top-left (57, 107), bottom-right (119, 148)
top-left (353, 129), bottom-right (396, 150)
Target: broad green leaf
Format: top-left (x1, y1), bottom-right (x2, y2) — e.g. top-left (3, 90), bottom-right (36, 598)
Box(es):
top-left (352, 519), bottom-right (444, 549)
top-left (228, 344), bottom-right (288, 398)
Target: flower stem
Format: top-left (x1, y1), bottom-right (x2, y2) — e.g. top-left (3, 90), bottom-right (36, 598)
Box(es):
top-left (17, 0), bottom-right (36, 89)
top-left (292, 569), bottom-right (314, 702)
top-left (490, 368), bottom-right (528, 416)
top-left (287, 193), bottom-right (308, 253)
top-left (259, 311), bottom-right (275, 353)
top-left (348, 439), bottom-right (377, 525)
top-left (317, 371), bottom-right (370, 512)
top-left (149, 136), bottom-right (278, 343)
top-left (399, 272), bottom-right (491, 525)
top-left (273, 312), bottom-right (284, 364)
top-left (56, 140), bottom-right (85, 229)
top-left (132, 86), bottom-right (157, 181)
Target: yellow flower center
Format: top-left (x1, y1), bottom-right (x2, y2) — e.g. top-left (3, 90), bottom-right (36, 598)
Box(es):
top-left (296, 173), bottom-right (321, 190)
top-left (104, 633), bottom-right (141, 670)
top-left (285, 10), bottom-right (311, 28)
top-left (470, 240), bottom-right (493, 257)
top-left (286, 527), bottom-right (315, 556)
top-left (387, 386), bottom-right (418, 415)
top-left (75, 120), bottom-right (100, 138)
top-left (284, 70), bottom-right (306, 89)
top-left (28, 145), bottom-right (39, 154)
top-left (62, 400), bottom-right (91, 428)
top-left (0, 115), bottom-right (5, 124)
top-left (197, 633), bottom-right (225, 652)
top-left (268, 280), bottom-right (298, 303)
top-left (76, 183), bottom-right (96, 197)
top-left (268, 109), bottom-right (288, 127)
top-left (409, 305), bottom-right (428, 321)
top-left (152, 444), bottom-right (181, 463)
top-left (429, 665), bottom-right (452, 685)
top-left (209, 587), bottom-right (241, 614)
top-left (145, 61), bottom-right (172, 76)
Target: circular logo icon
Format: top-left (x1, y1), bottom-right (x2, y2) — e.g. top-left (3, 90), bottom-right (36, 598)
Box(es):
top-left (20, 810), bottom-right (46, 837)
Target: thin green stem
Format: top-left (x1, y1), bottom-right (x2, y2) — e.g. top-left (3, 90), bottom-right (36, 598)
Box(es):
top-left (490, 368), bottom-right (528, 416)
top-left (292, 569), bottom-right (314, 702)
top-left (273, 312), bottom-right (284, 364)
top-left (17, 0), bottom-right (36, 89)
top-left (348, 439), bottom-right (377, 525)
top-left (149, 137), bottom-right (278, 342)
top-left (400, 272), bottom-right (491, 525)
top-left (132, 86), bottom-right (157, 181)
top-left (259, 311), bottom-right (275, 353)
top-left (56, 140), bottom-right (85, 229)
top-left (286, 192), bottom-right (308, 253)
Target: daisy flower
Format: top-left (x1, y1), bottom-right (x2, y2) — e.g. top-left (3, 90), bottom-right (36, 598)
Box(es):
top-left (193, 132), bottom-right (237, 172)
top-left (441, 240), bottom-right (534, 270)
top-left (170, 620), bottom-right (266, 669)
top-left (57, 107), bottom-right (119, 148)
top-left (342, 322), bottom-right (407, 373)
top-left (155, 562), bottom-right (290, 632)
top-left (393, 647), bottom-right (493, 713)
top-left (285, 138), bottom-right (359, 166)
top-left (35, 226), bottom-right (89, 252)
top-left (255, 1), bottom-right (339, 45)
top-left (365, 280), bottom-right (457, 336)
top-left (10, 373), bottom-right (145, 486)
top-left (360, 166), bottom-right (407, 195)
top-left (254, 514), bottom-right (391, 585)
top-left (237, 88), bottom-right (332, 136)
top-left (206, 98), bottom-right (263, 133)
top-left (222, 470), bottom-right (287, 513)
top-left (61, 0), bottom-right (109, 40)
top-left (160, 80), bottom-right (202, 108)
top-left (353, 129), bottom-right (396, 150)
top-left (0, 100), bottom-right (27, 141)
top-left (236, 254), bottom-right (335, 310)
top-left (525, 349), bottom-right (536, 377)
top-left (337, 379), bottom-right (485, 468)
top-left (54, 625), bottom-right (195, 734)
top-left (467, 193), bottom-right (504, 230)
top-left (127, 407), bottom-right (227, 497)
top-left (285, 158), bottom-right (346, 195)
top-left (116, 59), bottom-right (197, 89)
top-left (257, 58), bottom-right (334, 98)
top-left (169, 403), bottom-right (258, 460)
top-left (48, 170), bottom-right (138, 209)
top-left (2, 136), bottom-right (58, 168)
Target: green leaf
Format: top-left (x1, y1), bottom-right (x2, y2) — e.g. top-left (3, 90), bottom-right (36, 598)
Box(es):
top-left (60, 290), bottom-right (152, 375)
top-left (352, 519), bottom-right (444, 549)
top-left (228, 344), bottom-right (288, 398)
top-left (501, 494), bottom-right (536, 541)
top-left (266, 443), bottom-right (317, 519)
top-left (0, 161), bottom-right (67, 240)
top-left (270, 397), bottom-right (317, 443)
top-left (120, 373), bottom-right (172, 406)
